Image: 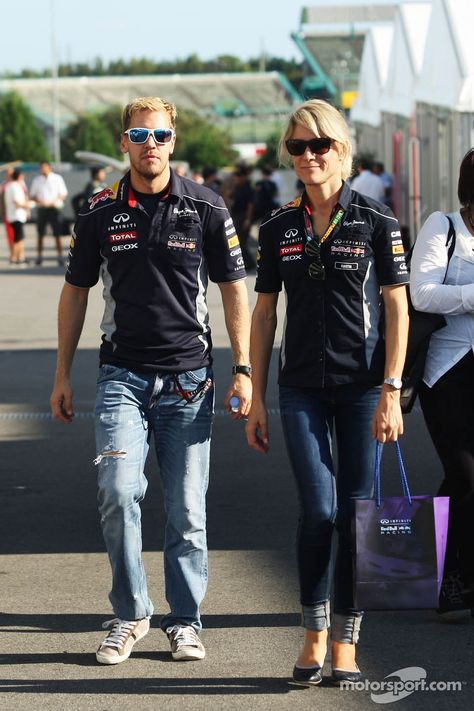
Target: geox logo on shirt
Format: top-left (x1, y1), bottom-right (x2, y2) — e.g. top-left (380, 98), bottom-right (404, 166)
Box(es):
top-left (111, 243), bottom-right (138, 252)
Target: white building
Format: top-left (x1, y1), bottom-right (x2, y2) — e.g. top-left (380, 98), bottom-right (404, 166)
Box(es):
top-left (414, 0), bottom-right (474, 221)
top-left (350, 0), bottom-right (474, 239)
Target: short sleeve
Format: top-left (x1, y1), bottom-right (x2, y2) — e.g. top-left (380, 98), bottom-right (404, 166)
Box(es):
top-left (372, 209), bottom-right (409, 286)
top-left (58, 175), bottom-right (68, 196)
top-left (65, 216), bottom-right (102, 288)
top-left (255, 219), bottom-right (282, 293)
top-left (203, 196), bottom-right (246, 283)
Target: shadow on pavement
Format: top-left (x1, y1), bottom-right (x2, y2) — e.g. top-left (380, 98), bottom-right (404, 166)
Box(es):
top-left (0, 676), bottom-right (299, 696)
top-left (0, 612), bottom-right (300, 634)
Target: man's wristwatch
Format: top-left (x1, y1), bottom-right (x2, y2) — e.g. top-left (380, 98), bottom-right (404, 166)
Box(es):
top-left (232, 364), bottom-right (252, 376)
top-left (383, 377), bottom-right (403, 390)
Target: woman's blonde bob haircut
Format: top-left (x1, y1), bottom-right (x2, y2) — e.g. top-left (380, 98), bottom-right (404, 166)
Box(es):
top-left (122, 96), bottom-right (178, 132)
top-left (278, 99), bottom-right (353, 180)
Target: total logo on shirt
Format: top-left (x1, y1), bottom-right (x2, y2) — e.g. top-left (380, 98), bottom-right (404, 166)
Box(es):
top-left (279, 244), bottom-right (303, 256)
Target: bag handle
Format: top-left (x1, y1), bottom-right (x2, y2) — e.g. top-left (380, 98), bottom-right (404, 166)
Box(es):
top-left (374, 441), bottom-right (412, 507)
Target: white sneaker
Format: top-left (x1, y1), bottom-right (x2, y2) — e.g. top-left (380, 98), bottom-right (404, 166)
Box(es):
top-left (96, 617), bottom-right (150, 665)
top-left (166, 625), bottom-right (206, 661)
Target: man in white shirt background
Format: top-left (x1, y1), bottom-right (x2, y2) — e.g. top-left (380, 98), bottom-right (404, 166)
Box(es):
top-left (30, 161), bottom-right (68, 266)
top-left (350, 157), bottom-right (385, 203)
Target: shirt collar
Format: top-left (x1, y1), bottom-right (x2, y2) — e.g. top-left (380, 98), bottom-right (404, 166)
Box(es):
top-left (300, 180), bottom-right (351, 215)
top-left (121, 169), bottom-right (180, 208)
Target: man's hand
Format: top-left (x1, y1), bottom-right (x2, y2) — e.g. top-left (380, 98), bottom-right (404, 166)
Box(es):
top-left (50, 377), bottom-right (75, 424)
top-left (245, 400), bottom-right (269, 453)
top-left (50, 283), bottom-right (89, 424)
top-left (224, 373), bottom-right (252, 420)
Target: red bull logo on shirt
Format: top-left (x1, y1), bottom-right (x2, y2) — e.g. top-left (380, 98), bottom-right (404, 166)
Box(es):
top-left (88, 186), bottom-right (116, 210)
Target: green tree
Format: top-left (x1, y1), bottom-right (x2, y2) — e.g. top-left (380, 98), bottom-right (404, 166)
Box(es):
top-left (100, 105), bottom-right (123, 146)
top-left (173, 110), bottom-right (238, 170)
top-left (256, 130), bottom-right (281, 169)
top-left (61, 112), bottom-right (118, 161)
top-left (1, 54), bottom-right (304, 92)
top-left (0, 92), bottom-right (50, 162)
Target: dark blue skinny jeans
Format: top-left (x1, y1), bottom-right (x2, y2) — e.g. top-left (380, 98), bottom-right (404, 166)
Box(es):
top-left (279, 382), bottom-right (379, 643)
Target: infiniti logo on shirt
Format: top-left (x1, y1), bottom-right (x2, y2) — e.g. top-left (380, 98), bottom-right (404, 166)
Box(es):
top-left (113, 213), bottom-right (130, 223)
top-left (285, 228), bottom-right (299, 238)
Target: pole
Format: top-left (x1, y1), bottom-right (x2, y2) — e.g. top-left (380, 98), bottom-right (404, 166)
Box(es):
top-left (51, 0), bottom-right (61, 163)
top-left (408, 137), bottom-right (420, 240)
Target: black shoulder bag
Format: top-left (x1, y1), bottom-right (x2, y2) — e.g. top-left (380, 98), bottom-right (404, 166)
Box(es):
top-left (401, 215), bottom-right (456, 413)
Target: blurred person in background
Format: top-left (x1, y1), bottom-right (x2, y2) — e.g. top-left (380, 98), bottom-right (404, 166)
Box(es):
top-left (1, 166), bottom-right (16, 258)
top-left (30, 161), bottom-right (68, 266)
top-left (350, 157), bottom-right (385, 203)
top-left (410, 147), bottom-right (474, 621)
top-left (372, 161), bottom-right (392, 208)
top-left (201, 165), bottom-right (221, 194)
top-left (229, 164), bottom-right (256, 272)
top-left (4, 167), bottom-right (29, 267)
top-left (253, 164), bottom-right (280, 224)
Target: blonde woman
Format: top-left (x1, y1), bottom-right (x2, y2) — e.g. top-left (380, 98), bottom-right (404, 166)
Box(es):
top-left (246, 99), bottom-right (409, 686)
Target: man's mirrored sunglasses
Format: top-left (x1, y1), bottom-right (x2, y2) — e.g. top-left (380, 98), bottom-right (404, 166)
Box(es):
top-left (124, 127), bottom-right (175, 144)
top-left (286, 137), bottom-right (332, 156)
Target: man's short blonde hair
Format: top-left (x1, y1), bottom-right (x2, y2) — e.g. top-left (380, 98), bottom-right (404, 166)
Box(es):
top-left (122, 97), bottom-right (177, 131)
top-left (278, 99), bottom-right (353, 180)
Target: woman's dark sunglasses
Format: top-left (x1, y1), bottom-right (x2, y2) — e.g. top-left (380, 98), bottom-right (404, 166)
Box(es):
top-left (305, 239), bottom-right (325, 280)
top-left (286, 137), bottom-right (332, 156)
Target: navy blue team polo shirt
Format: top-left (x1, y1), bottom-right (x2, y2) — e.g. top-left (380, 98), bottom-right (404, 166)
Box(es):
top-left (255, 181), bottom-right (409, 388)
top-left (66, 170), bottom-right (246, 372)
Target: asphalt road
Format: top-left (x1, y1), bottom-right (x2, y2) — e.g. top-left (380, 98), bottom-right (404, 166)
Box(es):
top-left (0, 226), bottom-right (473, 711)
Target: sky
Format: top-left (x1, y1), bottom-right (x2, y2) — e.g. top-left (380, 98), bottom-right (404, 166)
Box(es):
top-left (2, 0), bottom-right (302, 74)
top-left (1, 0), bottom-right (411, 75)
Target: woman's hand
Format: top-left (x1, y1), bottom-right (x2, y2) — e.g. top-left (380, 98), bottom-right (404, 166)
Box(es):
top-left (245, 400), bottom-right (270, 453)
top-left (371, 389), bottom-right (404, 443)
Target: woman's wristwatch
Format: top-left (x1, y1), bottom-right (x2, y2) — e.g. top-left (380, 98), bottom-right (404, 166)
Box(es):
top-left (383, 377), bottom-right (403, 389)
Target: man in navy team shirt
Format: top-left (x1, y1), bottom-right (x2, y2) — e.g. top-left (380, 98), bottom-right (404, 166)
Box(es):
top-left (50, 96), bottom-right (252, 665)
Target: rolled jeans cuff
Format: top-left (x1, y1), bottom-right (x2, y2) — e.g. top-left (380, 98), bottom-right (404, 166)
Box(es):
top-left (331, 612), bottom-right (363, 643)
top-left (301, 601), bottom-right (331, 631)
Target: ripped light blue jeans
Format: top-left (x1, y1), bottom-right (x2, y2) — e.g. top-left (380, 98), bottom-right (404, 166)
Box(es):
top-left (94, 364), bottom-right (214, 632)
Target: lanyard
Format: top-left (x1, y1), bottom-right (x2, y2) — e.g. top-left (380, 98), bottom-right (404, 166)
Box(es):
top-left (303, 203), bottom-right (345, 245)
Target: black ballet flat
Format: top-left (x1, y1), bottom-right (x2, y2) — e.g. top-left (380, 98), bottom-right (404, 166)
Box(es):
top-left (292, 664), bottom-right (323, 686)
top-left (331, 666), bottom-right (362, 686)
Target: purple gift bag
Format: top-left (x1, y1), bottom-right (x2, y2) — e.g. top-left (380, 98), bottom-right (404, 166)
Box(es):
top-left (353, 441), bottom-right (449, 610)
